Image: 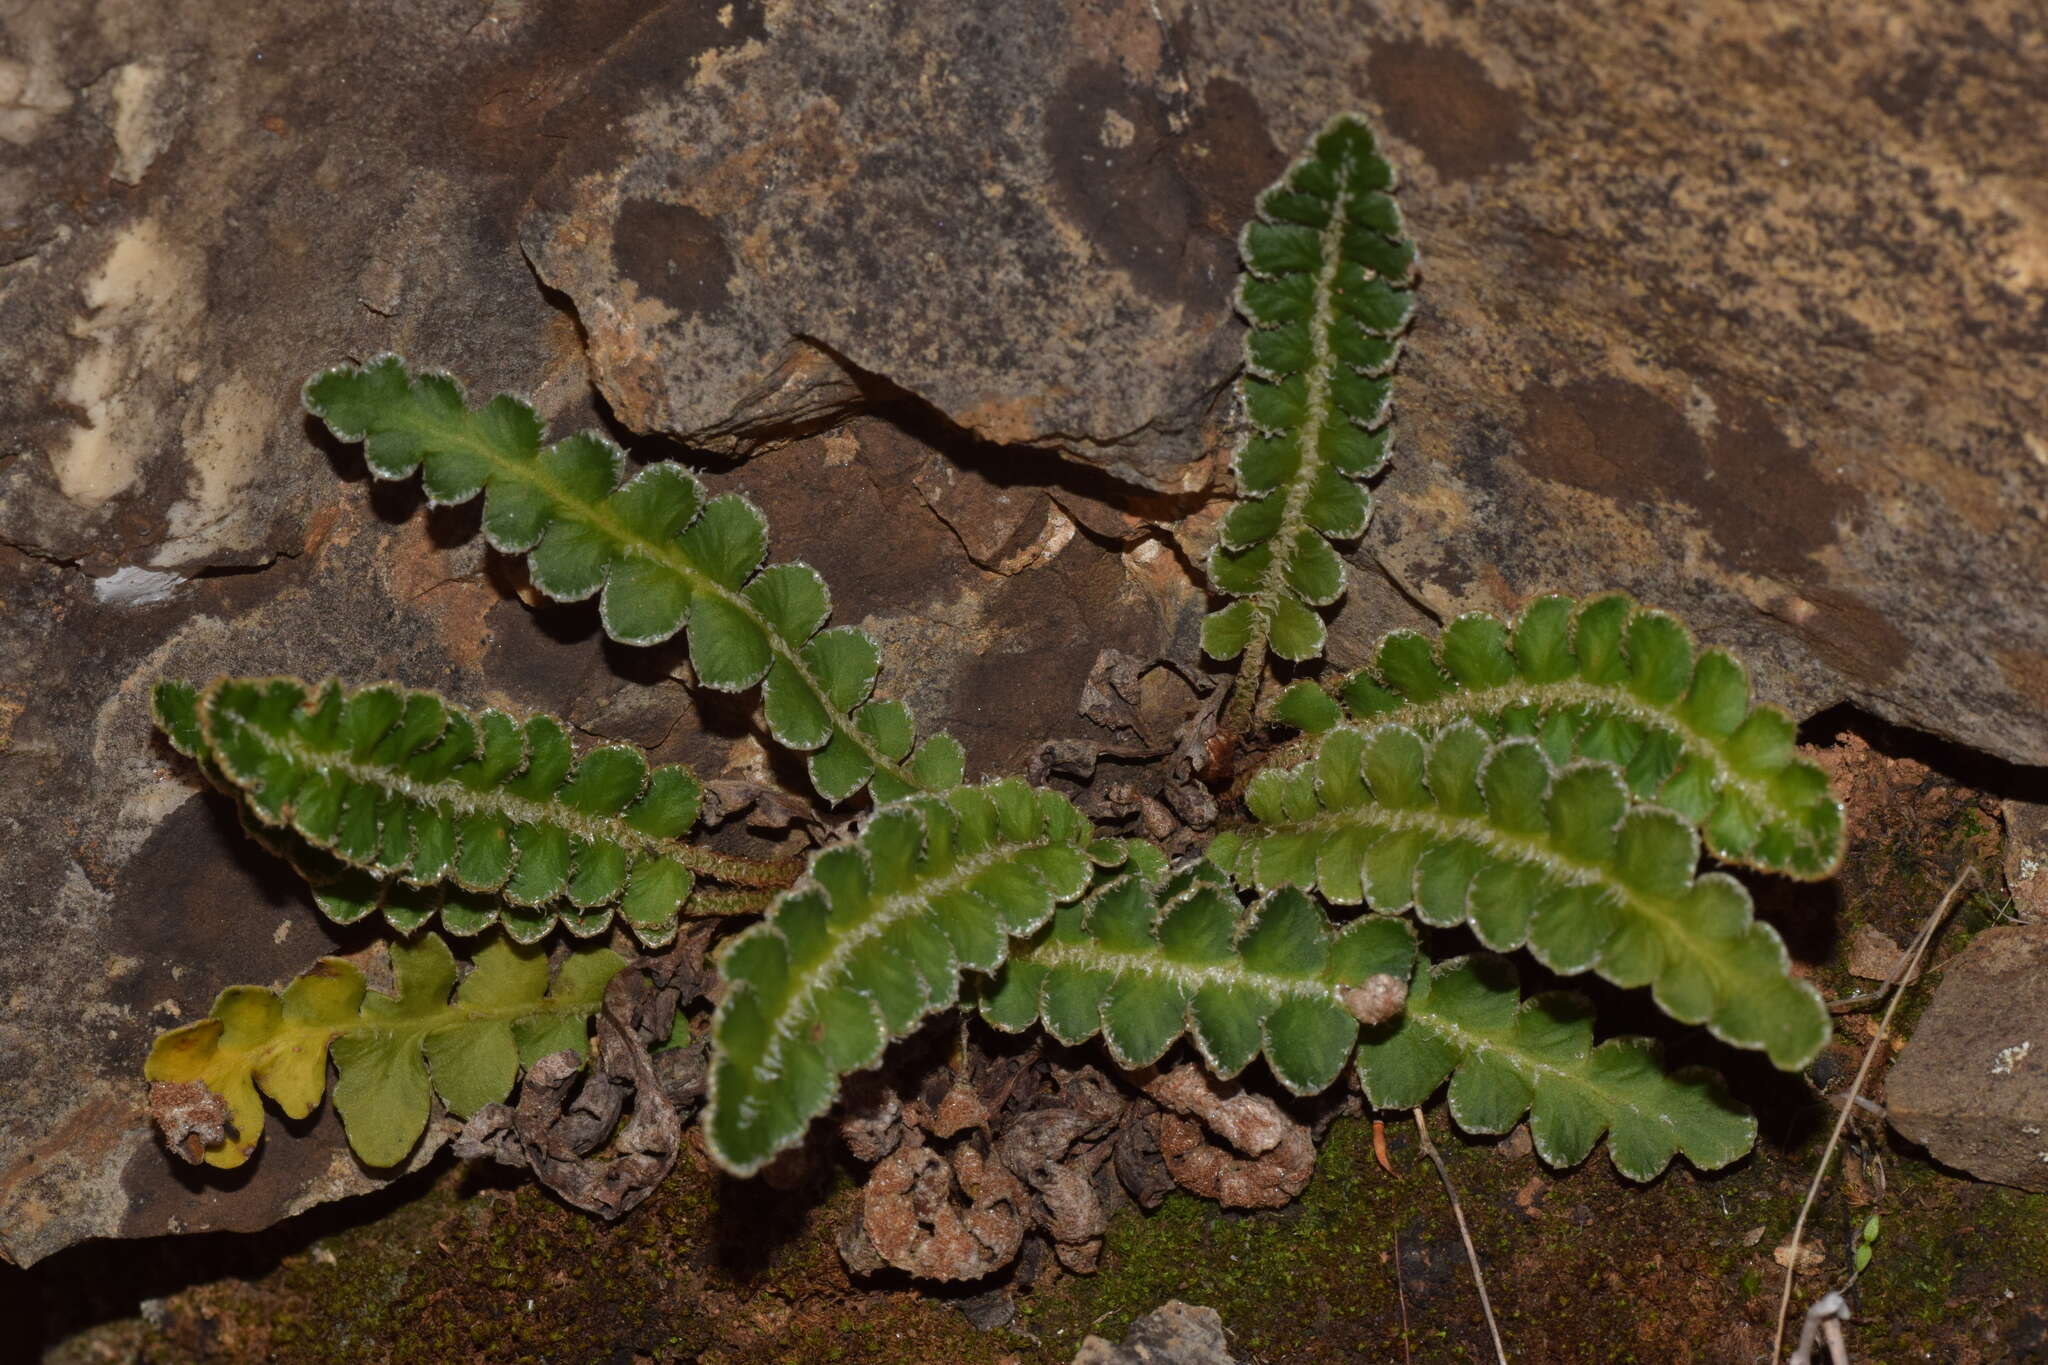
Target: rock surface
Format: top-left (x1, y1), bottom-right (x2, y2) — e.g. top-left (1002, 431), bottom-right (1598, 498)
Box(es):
top-left (1888, 923), bottom-right (2048, 1192)
top-left (1070, 1300), bottom-right (1239, 1365)
top-left (524, 0), bottom-right (2048, 762)
top-left (2005, 801), bottom-right (2048, 924)
top-left (2, 0), bottom-right (2044, 1270)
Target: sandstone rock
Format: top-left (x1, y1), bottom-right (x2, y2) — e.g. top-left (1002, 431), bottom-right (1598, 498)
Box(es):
top-left (0, 0), bottom-right (669, 1269)
top-left (523, 0), bottom-right (2048, 763)
top-left (2004, 801), bottom-right (2048, 924)
top-left (1355, 1), bottom-right (2048, 769)
top-left (1887, 923), bottom-right (2048, 1192)
top-left (5, 0), bottom-right (2045, 1273)
top-left (1071, 1300), bottom-right (1239, 1365)
top-left (520, 3), bottom-right (1250, 488)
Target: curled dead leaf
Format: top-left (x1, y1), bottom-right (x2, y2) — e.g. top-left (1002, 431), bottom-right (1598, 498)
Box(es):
top-left (994, 1070), bottom-right (1125, 1272)
top-left (851, 1137), bottom-right (1027, 1282)
top-left (452, 966), bottom-right (684, 1219)
top-left (148, 1078), bottom-right (232, 1165)
top-left (1142, 1065), bottom-right (1314, 1209)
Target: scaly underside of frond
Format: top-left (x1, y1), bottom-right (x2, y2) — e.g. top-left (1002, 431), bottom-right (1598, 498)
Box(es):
top-left (153, 677), bottom-right (794, 947)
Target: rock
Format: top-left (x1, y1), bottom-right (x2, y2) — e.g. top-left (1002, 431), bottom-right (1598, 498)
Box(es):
top-left (522, 0), bottom-right (2048, 764)
top-left (521, 3), bottom-right (1250, 487)
top-left (2005, 801), bottom-right (2048, 924)
top-left (0, 0), bottom-right (666, 1269)
top-left (1887, 924), bottom-right (2048, 1192)
top-left (1845, 926), bottom-right (1920, 986)
top-left (1071, 1300), bottom-right (1239, 1365)
top-left (1356, 2), bottom-right (2048, 767)
top-left (5, 0), bottom-right (2046, 1272)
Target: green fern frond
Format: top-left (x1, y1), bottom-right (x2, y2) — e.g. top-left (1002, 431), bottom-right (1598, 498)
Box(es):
top-left (1357, 953), bottom-right (1756, 1180)
top-left (1204, 114), bottom-right (1418, 720)
top-left (705, 780), bottom-right (1113, 1175)
top-left (1209, 724), bottom-right (1828, 1069)
top-left (1268, 594), bottom-right (1844, 878)
top-left (145, 933), bottom-right (624, 1168)
top-left (980, 856), bottom-right (1416, 1094)
top-left (303, 356), bottom-right (965, 805)
top-left (152, 677), bottom-right (793, 947)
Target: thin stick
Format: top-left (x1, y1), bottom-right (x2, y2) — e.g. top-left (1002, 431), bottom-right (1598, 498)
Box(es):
top-left (1770, 864), bottom-right (1978, 1364)
top-left (1393, 1228), bottom-right (1413, 1365)
top-left (1412, 1107), bottom-right (1508, 1364)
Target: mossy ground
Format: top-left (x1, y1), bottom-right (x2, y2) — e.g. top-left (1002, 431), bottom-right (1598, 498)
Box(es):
top-left (26, 723), bottom-right (2048, 1363)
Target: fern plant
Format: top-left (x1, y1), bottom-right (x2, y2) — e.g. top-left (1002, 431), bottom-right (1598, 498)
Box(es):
top-left (144, 110), bottom-right (1846, 1258)
top-left (1203, 113), bottom-right (1418, 737)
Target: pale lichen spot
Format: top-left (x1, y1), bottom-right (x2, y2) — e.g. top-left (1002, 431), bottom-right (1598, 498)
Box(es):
top-left (51, 218), bottom-right (203, 509)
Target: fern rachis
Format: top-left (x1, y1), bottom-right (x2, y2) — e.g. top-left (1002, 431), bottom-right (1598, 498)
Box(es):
top-left (1204, 113), bottom-right (1418, 737)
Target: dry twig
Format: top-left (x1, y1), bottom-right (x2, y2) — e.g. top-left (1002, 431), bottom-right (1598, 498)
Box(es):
top-left (1392, 1228), bottom-right (1413, 1365)
top-left (1412, 1107), bottom-right (1509, 1364)
top-left (1771, 864), bottom-right (1979, 1364)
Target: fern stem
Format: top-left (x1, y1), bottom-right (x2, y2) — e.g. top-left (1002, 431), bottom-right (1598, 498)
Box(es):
top-left (1015, 935), bottom-right (1347, 1005)
top-left (682, 885), bottom-right (777, 917)
top-left (1411, 1107), bottom-right (1511, 1365)
top-left (1769, 864), bottom-right (1975, 1364)
top-left (1222, 622), bottom-right (1271, 739)
top-left (675, 849), bottom-right (802, 891)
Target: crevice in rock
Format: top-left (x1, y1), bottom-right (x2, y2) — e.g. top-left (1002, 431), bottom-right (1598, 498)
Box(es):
top-left (1800, 701), bottom-right (2048, 807)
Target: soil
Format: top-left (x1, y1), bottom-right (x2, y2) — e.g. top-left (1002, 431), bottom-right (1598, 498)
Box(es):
top-left (20, 715), bottom-right (2048, 1364)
